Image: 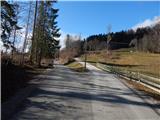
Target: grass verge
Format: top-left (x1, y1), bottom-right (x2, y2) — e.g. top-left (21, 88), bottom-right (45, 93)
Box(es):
top-left (123, 79), bottom-right (160, 100)
top-left (65, 61), bottom-right (87, 72)
top-left (80, 48), bottom-right (160, 78)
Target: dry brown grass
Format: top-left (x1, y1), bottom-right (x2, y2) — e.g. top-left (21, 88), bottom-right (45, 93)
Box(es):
top-left (123, 79), bottom-right (160, 100)
top-left (81, 48), bottom-right (160, 77)
top-left (66, 61), bottom-right (87, 72)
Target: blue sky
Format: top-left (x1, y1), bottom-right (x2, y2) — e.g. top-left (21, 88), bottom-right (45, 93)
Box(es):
top-left (55, 1), bottom-right (160, 38)
top-left (2, 1), bottom-right (159, 50)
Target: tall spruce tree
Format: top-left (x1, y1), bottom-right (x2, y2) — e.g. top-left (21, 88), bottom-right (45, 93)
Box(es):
top-left (1, 1), bottom-right (19, 51)
top-left (31, 1), bottom-right (60, 66)
top-left (30, 1), bottom-right (38, 63)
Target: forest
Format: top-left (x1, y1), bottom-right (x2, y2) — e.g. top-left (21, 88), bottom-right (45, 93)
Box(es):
top-left (1, 1), bottom-right (60, 66)
top-left (1, 0), bottom-right (61, 102)
top-left (85, 24), bottom-right (160, 52)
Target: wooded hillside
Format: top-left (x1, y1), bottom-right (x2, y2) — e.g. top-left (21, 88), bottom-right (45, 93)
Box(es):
top-left (85, 23), bottom-right (160, 53)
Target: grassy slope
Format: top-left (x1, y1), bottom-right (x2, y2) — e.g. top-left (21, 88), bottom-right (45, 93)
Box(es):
top-left (66, 61), bottom-right (86, 72)
top-left (81, 48), bottom-right (160, 78)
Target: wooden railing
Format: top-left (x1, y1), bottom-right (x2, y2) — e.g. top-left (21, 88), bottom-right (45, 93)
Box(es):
top-left (96, 63), bottom-right (160, 92)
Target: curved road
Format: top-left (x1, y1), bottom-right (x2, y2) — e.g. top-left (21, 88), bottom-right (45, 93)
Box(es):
top-left (11, 64), bottom-right (160, 120)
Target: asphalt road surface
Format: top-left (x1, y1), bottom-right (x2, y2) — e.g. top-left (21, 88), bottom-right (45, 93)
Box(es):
top-left (11, 63), bottom-right (160, 120)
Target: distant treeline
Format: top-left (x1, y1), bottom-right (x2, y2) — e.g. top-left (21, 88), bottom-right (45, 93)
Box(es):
top-left (60, 23), bottom-right (160, 64)
top-left (85, 23), bottom-right (160, 53)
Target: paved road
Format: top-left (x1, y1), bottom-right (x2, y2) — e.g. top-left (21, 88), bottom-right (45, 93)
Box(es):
top-left (11, 64), bottom-right (160, 120)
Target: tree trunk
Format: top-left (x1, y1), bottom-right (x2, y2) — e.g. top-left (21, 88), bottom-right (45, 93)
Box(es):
top-left (11, 27), bottom-right (16, 60)
top-left (38, 48), bottom-right (42, 67)
top-left (30, 1), bottom-right (38, 64)
top-left (21, 2), bottom-right (32, 65)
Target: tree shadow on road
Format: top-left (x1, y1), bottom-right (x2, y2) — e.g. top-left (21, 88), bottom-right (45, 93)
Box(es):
top-left (10, 65), bottom-right (160, 120)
